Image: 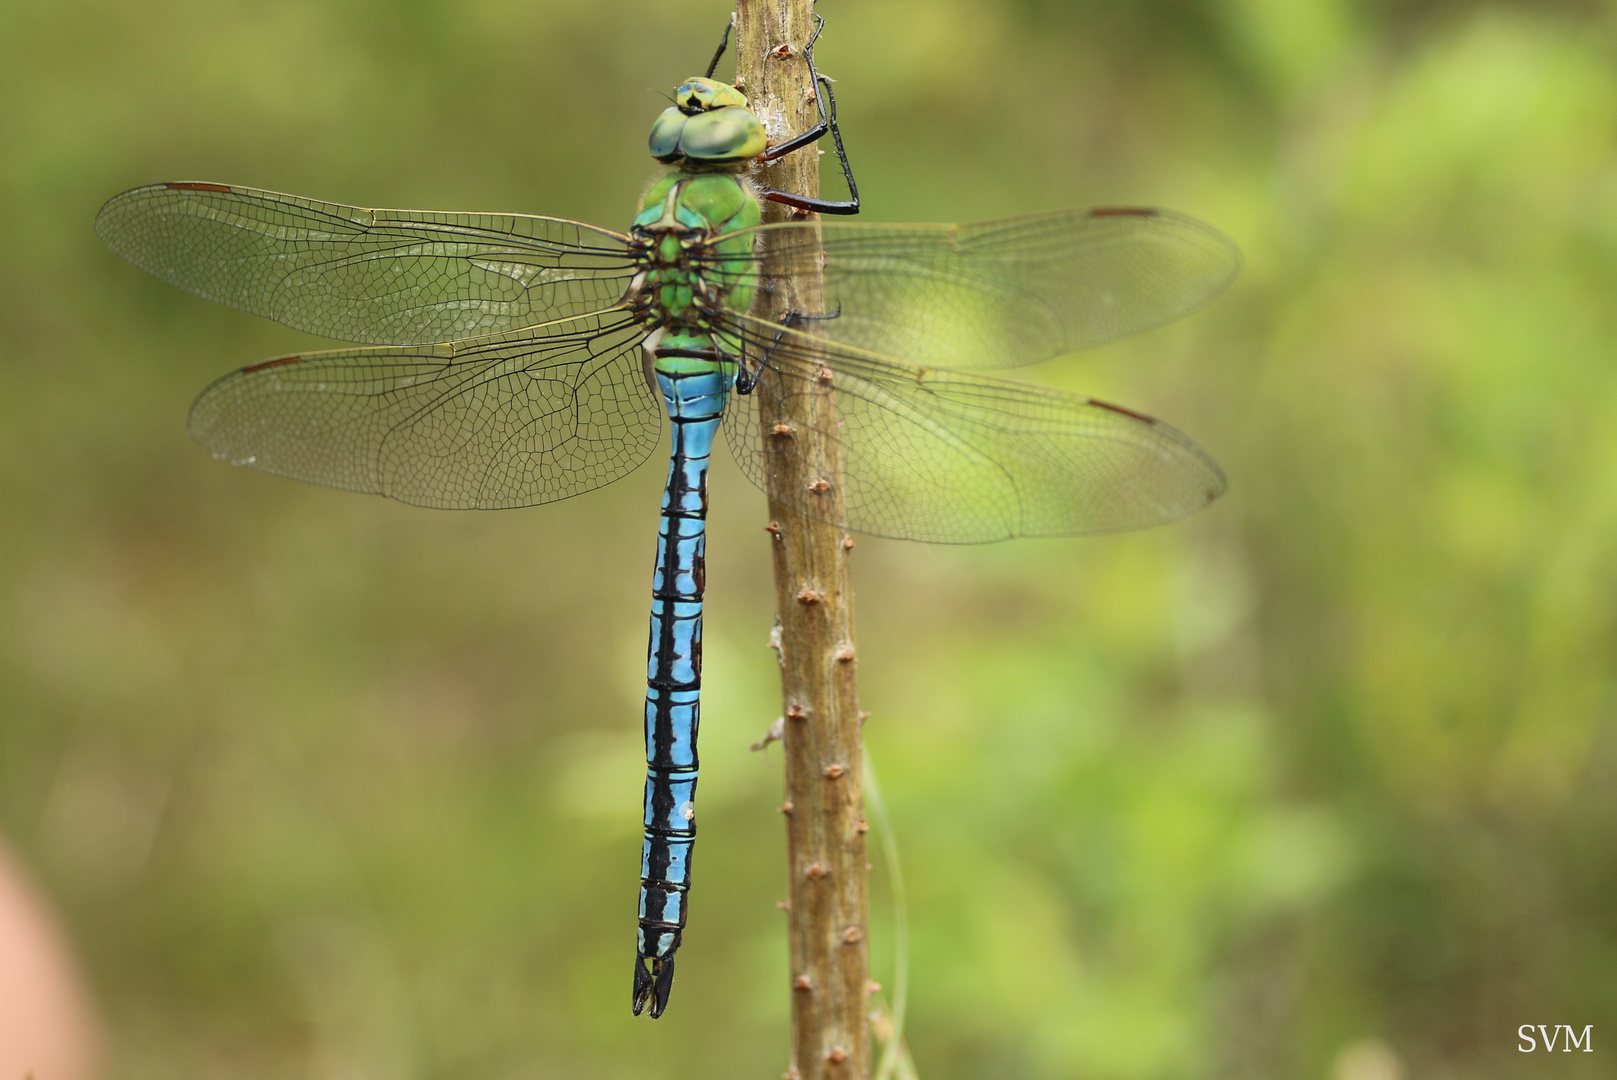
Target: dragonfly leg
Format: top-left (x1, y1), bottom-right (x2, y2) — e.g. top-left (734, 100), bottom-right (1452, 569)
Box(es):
top-left (735, 338), bottom-right (761, 396)
top-left (755, 14), bottom-right (861, 216)
top-left (719, 332), bottom-right (766, 396)
top-left (758, 15), bottom-right (834, 161)
top-left (703, 11), bottom-right (735, 79)
top-left (735, 306), bottom-right (844, 396)
top-left (782, 303), bottom-right (843, 325)
top-left (734, 307), bottom-right (839, 395)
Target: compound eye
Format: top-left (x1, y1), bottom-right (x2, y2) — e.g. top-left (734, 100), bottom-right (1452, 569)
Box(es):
top-left (648, 108), bottom-right (688, 163)
top-left (678, 106), bottom-right (767, 163)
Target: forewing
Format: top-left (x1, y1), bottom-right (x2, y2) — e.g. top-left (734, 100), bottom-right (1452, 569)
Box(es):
top-left (723, 320), bottom-right (1225, 543)
top-left (724, 208), bottom-right (1238, 370)
top-left (189, 312), bottom-right (660, 509)
top-left (97, 183), bottom-right (637, 345)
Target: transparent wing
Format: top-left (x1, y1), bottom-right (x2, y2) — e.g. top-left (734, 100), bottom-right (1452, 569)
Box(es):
top-left (97, 183), bottom-right (638, 346)
top-left (189, 311), bottom-right (661, 509)
top-left (722, 208), bottom-right (1239, 371)
top-left (722, 318), bottom-right (1225, 543)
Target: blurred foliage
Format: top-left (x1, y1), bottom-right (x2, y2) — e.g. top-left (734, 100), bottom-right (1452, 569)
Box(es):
top-left (2, 0), bottom-right (1616, 1077)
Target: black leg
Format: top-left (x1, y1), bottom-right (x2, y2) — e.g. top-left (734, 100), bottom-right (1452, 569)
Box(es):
top-left (735, 305), bottom-right (843, 395)
top-left (704, 12), bottom-right (734, 79)
top-left (722, 329), bottom-right (763, 395)
top-left (757, 13), bottom-right (833, 161)
top-left (735, 339), bottom-right (760, 395)
top-left (782, 304), bottom-right (843, 326)
top-left (755, 14), bottom-right (861, 216)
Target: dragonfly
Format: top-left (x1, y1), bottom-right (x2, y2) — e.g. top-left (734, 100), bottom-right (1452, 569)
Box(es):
top-left (95, 14), bottom-right (1237, 1020)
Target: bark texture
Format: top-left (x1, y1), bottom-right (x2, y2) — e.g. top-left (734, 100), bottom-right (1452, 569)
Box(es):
top-left (733, 3), bottom-right (869, 1077)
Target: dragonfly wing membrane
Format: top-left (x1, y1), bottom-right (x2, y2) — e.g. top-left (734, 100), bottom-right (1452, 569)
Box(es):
top-left (97, 183), bottom-right (638, 345)
top-left (189, 312), bottom-right (660, 509)
top-left (723, 320), bottom-right (1225, 543)
top-left (726, 209), bottom-right (1238, 370)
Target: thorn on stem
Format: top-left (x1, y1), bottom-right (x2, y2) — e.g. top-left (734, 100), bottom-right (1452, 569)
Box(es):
top-left (797, 588), bottom-right (822, 605)
top-left (779, 800), bottom-right (794, 814)
top-left (834, 645), bottom-right (855, 662)
top-left (842, 535), bottom-right (855, 549)
top-left (842, 926), bottom-right (864, 945)
top-left (806, 863), bottom-right (828, 880)
top-left (826, 1047), bottom-right (848, 1065)
top-left (808, 478), bottom-right (829, 493)
top-left (822, 763), bottom-right (846, 779)
top-left (751, 717), bottom-right (785, 751)
top-left (855, 818), bottom-right (869, 833)
top-left (786, 704), bottom-right (807, 720)
top-left (793, 974), bottom-right (813, 990)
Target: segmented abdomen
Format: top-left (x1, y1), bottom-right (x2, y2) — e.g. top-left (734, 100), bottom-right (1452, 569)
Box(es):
top-left (637, 364), bottom-right (731, 965)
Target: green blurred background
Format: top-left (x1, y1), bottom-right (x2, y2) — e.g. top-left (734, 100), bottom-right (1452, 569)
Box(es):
top-left (3, 0), bottom-right (1615, 1076)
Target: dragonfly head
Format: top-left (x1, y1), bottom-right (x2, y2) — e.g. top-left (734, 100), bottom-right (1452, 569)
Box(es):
top-left (673, 76), bottom-right (747, 115)
top-left (649, 78), bottom-right (766, 168)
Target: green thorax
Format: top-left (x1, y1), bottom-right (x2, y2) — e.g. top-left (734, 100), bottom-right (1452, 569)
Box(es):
top-left (629, 172), bottom-right (760, 348)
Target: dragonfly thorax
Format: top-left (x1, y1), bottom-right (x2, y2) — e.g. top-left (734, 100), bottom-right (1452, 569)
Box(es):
top-left (628, 173), bottom-right (760, 334)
